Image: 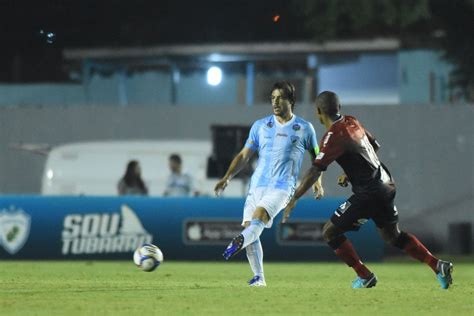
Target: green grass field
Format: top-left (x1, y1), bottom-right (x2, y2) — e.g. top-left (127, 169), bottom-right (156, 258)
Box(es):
top-left (1, 260), bottom-right (473, 316)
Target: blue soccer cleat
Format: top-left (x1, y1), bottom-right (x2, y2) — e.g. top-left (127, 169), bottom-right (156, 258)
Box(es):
top-left (222, 234), bottom-right (244, 260)
top-left (248, 275), bottom-right (266, 287)
top-left (351, 273), bottom-right (377, 289)
top-left (436, 260), bottom-right (453, 289)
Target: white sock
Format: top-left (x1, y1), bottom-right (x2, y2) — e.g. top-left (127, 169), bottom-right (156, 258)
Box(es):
top-left (241, 219), bottom-right (265, 249)
top-left (246, 239), bottom-right (264, 279)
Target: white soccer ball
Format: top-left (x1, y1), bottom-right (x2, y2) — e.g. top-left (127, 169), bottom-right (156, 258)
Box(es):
top-left (133, 243), bottom-right (164, 272)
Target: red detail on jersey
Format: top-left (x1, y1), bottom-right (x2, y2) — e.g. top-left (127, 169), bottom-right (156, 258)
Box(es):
top-left (313, 116), bottom-right (392, 193)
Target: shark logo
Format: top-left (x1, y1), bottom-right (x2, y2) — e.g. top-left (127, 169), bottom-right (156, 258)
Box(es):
top-left (291, 135), bottom-right (300, 144)
top-left (0, 207), bottom-right (31, 255)
top-left (119, 204), bottom-right (149, 234)
top-left (61, 204), bottom-right (153, 255)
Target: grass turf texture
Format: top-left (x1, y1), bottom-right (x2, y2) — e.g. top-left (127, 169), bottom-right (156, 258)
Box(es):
top-left (1, 261), bottom-right (473, 316)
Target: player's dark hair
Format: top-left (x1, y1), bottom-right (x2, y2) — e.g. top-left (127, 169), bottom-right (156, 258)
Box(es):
top-left (316, 91), bottom-right (340, 118)
top-left (272, 81), bottom-right (296, 110)
top-left (169, 153), bottom-right (182, 164)
top-left (123, 160), bottom-right (147, 191)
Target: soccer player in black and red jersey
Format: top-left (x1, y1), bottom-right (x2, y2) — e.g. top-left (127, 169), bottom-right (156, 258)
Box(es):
top-left (282, 91), bottom-right (453, 289)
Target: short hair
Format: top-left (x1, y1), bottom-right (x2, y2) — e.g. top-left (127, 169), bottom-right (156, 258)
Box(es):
top-left (316, 91), bottom-right (340, 117)
top-left (272, 81), bottom-right (296, 109)
top-left (169, 153), bottom-right (182, 164)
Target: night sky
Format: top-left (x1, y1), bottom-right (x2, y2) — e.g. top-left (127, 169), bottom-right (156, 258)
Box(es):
top-left (1, 0), bottom-right (472, 85)
top-left (2, 0), bottom-right (308, 47)
top-left (0, 0), bottom-right (311, 81)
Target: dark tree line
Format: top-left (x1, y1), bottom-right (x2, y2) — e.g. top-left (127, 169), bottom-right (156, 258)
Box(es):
top-left (292, 0), bottom-right (474, 99)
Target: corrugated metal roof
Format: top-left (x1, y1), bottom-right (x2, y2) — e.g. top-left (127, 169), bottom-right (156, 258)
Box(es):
top-left (64, 39), bottom-right (400, 61)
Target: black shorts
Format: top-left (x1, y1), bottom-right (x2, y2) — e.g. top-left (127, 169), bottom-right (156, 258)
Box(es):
top-left (330, 189), bottom-right (398, 232)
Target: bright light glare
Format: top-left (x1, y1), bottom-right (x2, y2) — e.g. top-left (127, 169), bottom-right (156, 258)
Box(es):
top-left (207, 66), bottom-right (222, 86)
top-left (47, 169), bottom-right (54, 180)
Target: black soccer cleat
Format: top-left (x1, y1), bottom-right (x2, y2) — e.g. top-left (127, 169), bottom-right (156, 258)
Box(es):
top-left (222, 234), bottom-right (244, 260)
top-left (436, 260), bottom-right (453, 289)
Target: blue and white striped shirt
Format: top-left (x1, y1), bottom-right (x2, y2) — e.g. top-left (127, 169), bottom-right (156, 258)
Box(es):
top-left (245, 115), bottom-right (318, 191)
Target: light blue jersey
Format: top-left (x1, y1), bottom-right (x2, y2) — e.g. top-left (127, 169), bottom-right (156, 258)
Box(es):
top-left (245, 115), bottom-right (319, 191)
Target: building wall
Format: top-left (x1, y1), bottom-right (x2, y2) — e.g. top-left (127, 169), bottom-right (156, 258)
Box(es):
top-left (399, 50), bottom-right (454, 104)
top-left (0, 51), bottom-right (404, 107)
top-left (126, 71), bottom-right (172, 105)
top-left (319, 52), bottom-right (399, 105)
top-left (177, 71), bottom-right (239, 106)
top-left (0, 84), bottom-right (85, 106)
top-left (0, 50), bottom-right (460, 108)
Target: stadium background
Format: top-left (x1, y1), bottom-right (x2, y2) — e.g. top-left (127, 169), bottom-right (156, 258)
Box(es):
top-left (0, 103), bottom-right (472, 253)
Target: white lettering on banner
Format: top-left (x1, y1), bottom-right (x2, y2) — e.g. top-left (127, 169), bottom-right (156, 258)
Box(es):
top-left (100, 214), bottom-right (120, 237)
top-left (61, 205), bottom-right (153, 255)
top-left (81, 214), bottom-right (101, 237)
top-left (62, 215), bottom-right (82, 239)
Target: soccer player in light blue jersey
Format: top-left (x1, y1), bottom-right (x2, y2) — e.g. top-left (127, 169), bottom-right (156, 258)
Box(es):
top-left (214, 81), bottom-right (323, 287)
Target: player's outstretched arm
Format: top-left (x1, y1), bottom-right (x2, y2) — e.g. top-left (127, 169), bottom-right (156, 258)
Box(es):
top-left (282, 165), bottom-right (323, 223)
top-left (214, 147), bottom-right (255, 196)
top-left (294, 165), bottom-right (323, 201)
top-left (282, 198), bottom-right (297, 223)
top-left (312, 173), bottom-right (324, 199)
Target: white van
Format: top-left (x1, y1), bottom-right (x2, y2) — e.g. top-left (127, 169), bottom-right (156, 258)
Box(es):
top-left (41, 140), bottom-right (246, 197)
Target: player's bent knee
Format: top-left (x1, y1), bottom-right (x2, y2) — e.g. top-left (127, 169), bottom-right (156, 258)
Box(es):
top-left (322, 221), bottom-right (338, 242)
top-left (323, 221), bottom-right (348, 250)
top-left (392, 231), bottom-right (410, 249)
top-left (326, 234), bottom-right (347, 250)
top-left (379, 226), bottom-right (402, 247)
top-left (386, 235), bottom-right (399, 247)
top-left (252, 207), bottom-right (270, 223)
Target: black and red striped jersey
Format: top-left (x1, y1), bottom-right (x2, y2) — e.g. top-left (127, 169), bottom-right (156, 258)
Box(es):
top-left (313, 115), bottom-right (394, 194)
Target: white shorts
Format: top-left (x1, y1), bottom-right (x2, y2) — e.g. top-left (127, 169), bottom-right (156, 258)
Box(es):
top-left (242, 187), bottom-right (294, 228)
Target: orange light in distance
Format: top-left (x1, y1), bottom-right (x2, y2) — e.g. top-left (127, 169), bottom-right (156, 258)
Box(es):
top-left (273, 15), bottom-right (280, 23)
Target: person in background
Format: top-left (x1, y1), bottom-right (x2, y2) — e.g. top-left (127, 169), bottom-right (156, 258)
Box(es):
top-left (163, 154), bottom-right (198, 197)
top-left (118, 160), bottom-right (148, 196)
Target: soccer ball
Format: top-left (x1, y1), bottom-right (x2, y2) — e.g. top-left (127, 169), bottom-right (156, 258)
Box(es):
top-left (133, 243), bottom-right (164, 272)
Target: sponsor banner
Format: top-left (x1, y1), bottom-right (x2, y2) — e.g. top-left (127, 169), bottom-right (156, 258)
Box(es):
top-left (184, 220), bottom-right (242, 244)
top-left (0, 196), bottom-right (384, 261)
top-left (184, 220), bottom-right (327, 246)
top-left (61, 205), bottom-right (153, 255)
top-left (278, 222), bottom-right (326, 245)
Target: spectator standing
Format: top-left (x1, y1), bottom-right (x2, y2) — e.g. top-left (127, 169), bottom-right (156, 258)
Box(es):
top-left (118, 160), bottom-right (148, 196)
top-left (164, 154), bottom-right (198, 197)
